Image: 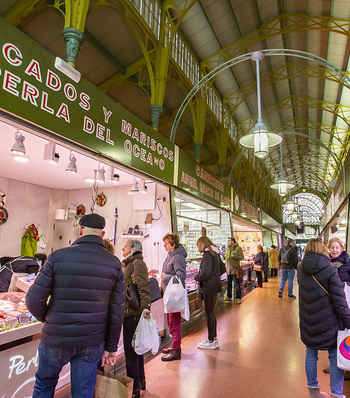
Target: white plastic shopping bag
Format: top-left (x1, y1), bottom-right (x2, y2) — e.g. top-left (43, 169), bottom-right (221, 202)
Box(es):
top-left (337, 329), bottom-right (350, 371)
top-left (163, 275), bottom-right (186, 313)
top-left (181, 291), bottom-right (190, 321)
top-left (131, 310), bottom-right (160, 355)
top-left (344, 283), bottom-right (350, 307)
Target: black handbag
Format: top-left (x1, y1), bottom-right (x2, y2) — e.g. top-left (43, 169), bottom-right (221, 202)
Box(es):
top-left (126, 277), bottom-right (161, 310)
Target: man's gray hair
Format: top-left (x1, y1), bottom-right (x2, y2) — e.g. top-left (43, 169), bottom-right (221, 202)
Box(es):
top-left (81, 226), bottom-right (104, 236)
top-left (128, 239), bottom-right (143, 252)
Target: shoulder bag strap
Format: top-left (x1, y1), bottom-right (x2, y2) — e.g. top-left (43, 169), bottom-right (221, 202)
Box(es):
top-left (312, 275), bottom-right (329, 296)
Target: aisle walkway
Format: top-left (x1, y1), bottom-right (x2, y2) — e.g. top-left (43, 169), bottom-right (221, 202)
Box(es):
top-left (142, 277), bottom-right (350, 398)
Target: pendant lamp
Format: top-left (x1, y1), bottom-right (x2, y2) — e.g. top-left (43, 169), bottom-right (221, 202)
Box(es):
top-left (239, 52), bottom-right (282, 158)
top-left (284, 197), bottom-right (295, 212)
top-left (270, 143), bottom-right (294, 197)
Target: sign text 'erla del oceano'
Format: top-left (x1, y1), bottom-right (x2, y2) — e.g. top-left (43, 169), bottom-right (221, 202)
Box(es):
top-left (178, 150), bottom-right (231, 210)
top-left (0, 18), bottom-right (174, 183)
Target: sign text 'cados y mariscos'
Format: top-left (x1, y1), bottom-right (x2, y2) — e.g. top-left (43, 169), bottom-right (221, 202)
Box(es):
top-left (0, 19), bottom-right (174, 183)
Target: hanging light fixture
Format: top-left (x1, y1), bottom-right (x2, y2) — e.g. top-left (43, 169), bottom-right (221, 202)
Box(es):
top-left (11, 131), bottom-right (29, 161)
top-left (291, 210), bottom-right (299, 220)
top-left (284, 197), bottom-right (295, 212)
top-left (66, 153), bottom-right (77, 173)
top-left (270, 143), bottom-right (294, 197)
top-left (95, 165), bottom-right (106, 183)
top-left (239, 52), bottom-right (282, 158)
top-left (128, 178), bottom-right (139, 194)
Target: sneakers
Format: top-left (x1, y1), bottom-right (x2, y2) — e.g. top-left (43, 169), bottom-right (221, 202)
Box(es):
top-left (223, 297), bottom-right (233, 302)
top-left (288, 295), bottom-right (297, 299)
top-left (236, 299), bottom-right (241, 304)
top-left (197, 339), bottom-right (218, 350)
top-left (278, 290), bottom-right (283, 299)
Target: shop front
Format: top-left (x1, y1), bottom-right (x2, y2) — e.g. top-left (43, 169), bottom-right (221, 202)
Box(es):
top-left (0, 17), bottom-right (176, 396)
top-left (174, 151), bottom-right (232, 324)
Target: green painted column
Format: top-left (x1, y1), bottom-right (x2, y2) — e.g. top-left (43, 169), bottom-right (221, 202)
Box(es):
top-left (149, 105), bottom-right (163, 130)
top-left (62, 27), bottom-right (84, 67)
top-left (193, 143), bottom-right (203, 162)
top-left (218, 164), bottom-right (225, 178)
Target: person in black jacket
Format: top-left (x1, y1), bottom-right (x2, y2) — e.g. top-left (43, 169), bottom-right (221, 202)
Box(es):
top-left (328, 237), bottom-right (350, 284)
top-left (253, 245), bottom-right (267, 288)
top-left (195, 236), bottom-right (222, 350)
top-left (26, 214), bottom-right (125, 398)
top-left (278, 239), bottom-right (298, 299)
top-left (298, 238), bottom-right (350, 398)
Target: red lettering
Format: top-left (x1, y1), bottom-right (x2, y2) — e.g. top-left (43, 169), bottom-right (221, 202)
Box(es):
top-left (2, 43), bottom-right (22, 66)
top-left (25, 60), bottom-right (42, 82)
top-left (96, 123), bottom-right (104, 140)
top-left (56, 103), bottom-right (70, 122)
top-left (21, 82), bottom-right (39, 106)
top-left (64, 83), bottom-right (77, 101)
top-left (106, 129), bottom-right (114, 145)
top-left (79, 93), bottom-right (90, 110)
top-left (46, 70), bottom-right (61, 91)
top-left (83, 116), bottom-right (94, 134)
top-left (41, 92), bottom-right (54, 114)
top-left (3, 71), bottom-right (20, 96)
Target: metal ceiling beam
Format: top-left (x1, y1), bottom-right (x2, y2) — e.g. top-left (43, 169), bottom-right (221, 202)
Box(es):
top-left (202, 13), bottom-right (350, 68)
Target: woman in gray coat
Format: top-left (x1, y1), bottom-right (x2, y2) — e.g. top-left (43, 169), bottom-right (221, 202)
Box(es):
top-left (161, 233), bottom-right (187, 362)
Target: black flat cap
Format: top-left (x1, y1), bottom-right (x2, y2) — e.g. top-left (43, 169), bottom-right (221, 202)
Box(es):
top-left (79, 213), bottom-right (105, 229)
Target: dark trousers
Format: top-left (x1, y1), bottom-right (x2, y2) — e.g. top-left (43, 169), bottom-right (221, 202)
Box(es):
top-left (227, 274), bottom-right (241, 299)
top-left (203, 293), bottom-right (217, 341)
top-left (256, 271), bottom-right (263, 287)
top-left (270, 268), bottom-right (278, 277)
top-left (263, 269), bottom-right (269, 282)
top-left (123, 315), bottom-right (145, 394)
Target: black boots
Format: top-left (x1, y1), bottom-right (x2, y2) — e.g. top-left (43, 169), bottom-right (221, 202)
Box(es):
top-left (161, 348), bottom-right (181, 361)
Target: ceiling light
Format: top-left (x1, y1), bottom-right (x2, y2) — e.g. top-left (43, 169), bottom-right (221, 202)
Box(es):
top-left (284, 198), bottom-right (295, 212)
top-left (11, 131), bottom-right (26, 156)
top-left (270, 143), bottom-right (294, 196)
top-left (55, 57), bottom-right (81, 83)
top-left (128, 178), bottom-right (139, 194)
top-left (84, 176), bottom-right (95, 183)
top-left (292, 210), bottom-right (298, 220)
top-left (66, 153), bottom-right (77, 173)
top-left (239, 52), bottom-right (282, 158)
top-left (109, 167), bottom-right (120, 183)
top-left (95, 166), bottom-right (106, 183)
top-left (44, 142), bottom-right (59, 165)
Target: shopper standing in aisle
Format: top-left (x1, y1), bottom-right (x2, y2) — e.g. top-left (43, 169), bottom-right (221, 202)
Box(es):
top-left (122, 239), bottom-right (151, 398)
top-left (223, 237), bottom-right (244, 304)
top-left (298, 238), bottom-right (350, 398)
top-left (253, 245), bottom-right (267, 288)
top-left (161, 232), bottom-right (187, 361)
top-left (26, 213), bottom-right (125, 398)
top-left (263, 246), bottom-right (269, 282)
top-left (269, 245), bottom-right (279, 277)
top-left (195, 236), bottom-right (222, 350)
top-left (278, 239), bottom-right (298, 299)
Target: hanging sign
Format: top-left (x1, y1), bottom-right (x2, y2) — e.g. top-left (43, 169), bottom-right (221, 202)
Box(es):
top-left (177, 151), bottom-right (231, 210)
top-left (0, 18), bottom-right (174, 184)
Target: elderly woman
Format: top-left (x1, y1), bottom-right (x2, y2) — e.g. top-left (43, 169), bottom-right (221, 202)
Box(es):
top-left (122, 239), bottom-right (151, 398)
top-left (161, 233), bottom-right (187, 362)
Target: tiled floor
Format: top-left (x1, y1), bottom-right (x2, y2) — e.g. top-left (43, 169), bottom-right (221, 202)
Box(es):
top-left (140, 277), bottom-right (350, 398)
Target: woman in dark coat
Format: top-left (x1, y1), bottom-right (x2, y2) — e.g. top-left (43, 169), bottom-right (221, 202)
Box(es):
top-left (298, 238), bottom-right (350, 398)
top-left (195, 236), bottom-right (222, 350)
top-left (253, 245), bottom-right (267, 288)
top-left (122, 239), bottom-right (151, 398)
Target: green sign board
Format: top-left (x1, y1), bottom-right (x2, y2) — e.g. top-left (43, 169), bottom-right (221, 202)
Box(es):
top-left (177, 150), bottom-right (231, 210)
top-left (0, 17), bottom-right (174, 183)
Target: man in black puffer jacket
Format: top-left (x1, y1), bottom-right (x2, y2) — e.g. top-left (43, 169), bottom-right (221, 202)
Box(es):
top-left (26, 213), bottom-right (125, 398)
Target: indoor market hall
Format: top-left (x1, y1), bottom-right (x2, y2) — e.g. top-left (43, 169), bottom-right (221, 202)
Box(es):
top-left (135, 278), bottom-right (350, 398)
